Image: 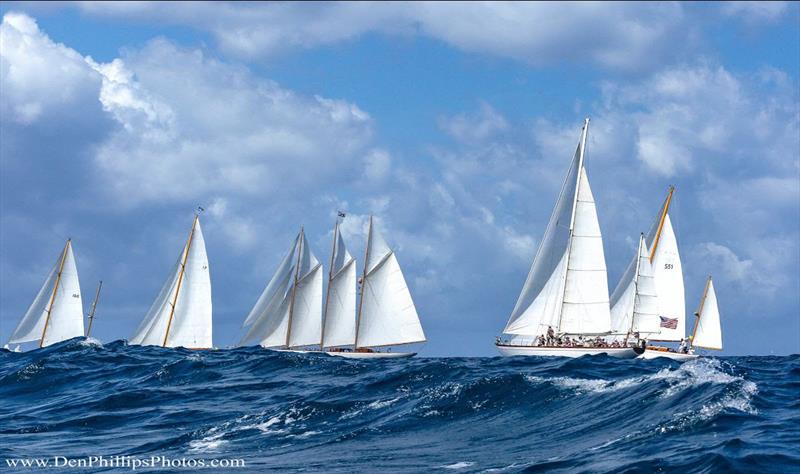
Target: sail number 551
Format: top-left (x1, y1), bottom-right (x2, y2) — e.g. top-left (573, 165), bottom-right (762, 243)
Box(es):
top-left (664, 263), bottom-right (673, 269)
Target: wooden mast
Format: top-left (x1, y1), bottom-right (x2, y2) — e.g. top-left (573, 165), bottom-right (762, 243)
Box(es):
top-left (39, 239), bottom-right (71, 348)
top-left (85, 280), bottom-right (103, 337)
top-left (320, 217), bottom-right (340, 351)
top-left (556, 118), bottom-right (589, 336)
top-left (284, 228), bottom-right (305, 349)
top-left (354, 216), bottom-right (373, 350)
top-left (649, 186), bottom-right (674, 262)
top-left (689, 276), bottom-right (712, 349)
top-left (162, 215), bottom-right (198, 347)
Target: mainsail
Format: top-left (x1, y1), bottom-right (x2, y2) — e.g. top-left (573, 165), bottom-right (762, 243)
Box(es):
top-left (355, 217), bottom-right (425, 348)
top-left (609, 234), bottom-right (660, 338)
top-left (8, 239), bottom-right (84, 348)
top-left (503, 118), bottom-right (611, 339)
top-left (130, 216), bottom-right (212, 348)
top-left (645, 187), bottom-right (685, 341)
top-left (321, 220), bottom-right (357, 349)
top-left (241, 229), bottom-right (322, 348)
top-left (691, 277), bottom-right (722, 350)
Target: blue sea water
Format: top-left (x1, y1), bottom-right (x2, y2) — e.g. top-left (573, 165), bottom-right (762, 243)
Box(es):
top-left (1, 339), bottom-right (798, 473)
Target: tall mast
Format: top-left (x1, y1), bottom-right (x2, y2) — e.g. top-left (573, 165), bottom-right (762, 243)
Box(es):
top-left (85, 280), bottom-right (103, 338)
top-left (162, 215), bottom-right (199, 347)
top-left (354, 216), bottom-right (373, 349)
top-left (39, 239), bottom-right (71, 348)
top-left (320, 216), bottom-right (341, 350)
top-left (556, 118), bottom-right (589, 334)
top-left (626, 234), bottom-right (645, 339)
top-left (690, 276), bottom-right (712, 348)
top-left (649, 186), bottom-right (674, 262)
top-left (285, 228), bottom-right (305, 348)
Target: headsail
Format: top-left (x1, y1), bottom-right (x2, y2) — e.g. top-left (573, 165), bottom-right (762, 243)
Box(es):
top-left (609, 234), bottom-right (660, 338)
top-left (691, 277), bottom-right (722, 350)
top-left (321, 220), bottom-right (357, 349)
top-left (286, 231), bottom-right (323, 348)
top-left (355, 217), bottom-right (425, 348)
top-left (8, 240), bottom-right (84, 347)
top-left (503, 119), bottom-right (610, 339)
top-left (130, 216), bottom-right (213, 348)
top-left (645, 187), bottom-right (685, 341)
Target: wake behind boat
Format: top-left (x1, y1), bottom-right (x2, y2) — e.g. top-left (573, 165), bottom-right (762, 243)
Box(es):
top-left (495, 118), bottom-right (640, 359)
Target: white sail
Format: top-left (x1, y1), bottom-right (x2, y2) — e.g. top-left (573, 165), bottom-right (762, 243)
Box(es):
top-left (558, 167), bottom-right (611, 335)
top-left (166, 221), bottom-right (212, 348)
top-left (130, 216), bottom-right (213, 348)
top-left (287, 236), bottom-right (323, 348)
top-left (8, 240), bottom-right (84, 347)
top-left (356, 219), bottom-right (425, 348)
top-left (609, 235), bottom-right (661, 337)
top-left (503, 119), bottom-right (610, 338)
top-left (322, 225), bottom-right (357, 348)
top-left (240, 234), bottom-right (299, 347)
top-left (647, 205), bottom-right (685, 341)
top-left (692, 278), bottom-right (722, 350)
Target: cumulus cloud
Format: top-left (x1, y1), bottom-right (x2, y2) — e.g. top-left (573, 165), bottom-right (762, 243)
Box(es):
top-left (439, 102), bottom-right (509, 144)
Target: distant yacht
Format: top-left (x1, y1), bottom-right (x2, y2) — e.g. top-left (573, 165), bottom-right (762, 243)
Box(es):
top-left (643, 276), bottom-right (722, 360)
top-left (5, 239), bottom-right (83, 351)
top-left (239, 228), bottom-right (324, 351)
top-left (129, 214), bottom-right (212, 349)
top-left (495, 119), bottom-right (642, 358)
top-left (240, 217), bottom-right (425, 358)
top-left (327, 216), bottom-right (426, 359)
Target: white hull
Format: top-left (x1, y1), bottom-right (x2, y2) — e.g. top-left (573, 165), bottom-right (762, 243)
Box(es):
top-left (326, 351), bottom-right (416, 359)
top-left (639, 348), bottom-right (698, 360)
top-left (496, 344), bottom-right (642, 359)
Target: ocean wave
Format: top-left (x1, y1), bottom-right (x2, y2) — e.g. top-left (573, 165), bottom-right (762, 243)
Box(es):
top-left (0, 341), bottom-right (795, 473)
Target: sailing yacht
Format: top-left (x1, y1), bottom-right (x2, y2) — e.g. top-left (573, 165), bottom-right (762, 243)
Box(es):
top-left (608, 233), bottom-right (661, 345)
top-left (129, 215), bottom-right (213, 349)
top-left (5, 239), bottom-right (84, 350)
top-left (495, 118), bottom-right (641, 358)
top-left (326, 216), bottom-right (426, 359)
top-left (239, 228), bottom-right (324, 351)
top-left (642, 276), bottom-right (722, 360)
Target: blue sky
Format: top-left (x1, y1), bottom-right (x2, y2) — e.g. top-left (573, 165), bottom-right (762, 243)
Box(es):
top-left (1, 2), bottom-right (798, 356)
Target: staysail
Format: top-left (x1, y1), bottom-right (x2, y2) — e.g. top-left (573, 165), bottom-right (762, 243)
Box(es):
top-left (645, 187), bottom-right (685, 341)
top-left (691, 277), bottom-right (722, 350)
top-left (7, 239), bottom-right (84, 348)
top-left (321, 219), bottom-right (357, 349)
top-left (355, 217), bottom-right (425, 348)
top-left (503, 118), bottom-right (610, 339)
top-left (609, 234), bottom-right (660, 338)
top-left (130, 216), bottom-right (212, 348)
top-left (241, 229), bottom-right (322, 348)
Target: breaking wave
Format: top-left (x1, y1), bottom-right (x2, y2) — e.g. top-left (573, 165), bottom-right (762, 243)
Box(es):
top-left (0, 339), bottom-right (796, 473)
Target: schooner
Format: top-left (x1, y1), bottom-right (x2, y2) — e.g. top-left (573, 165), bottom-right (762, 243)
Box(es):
top-left (495, 118), bottom-right (642, 358)
top-left (129, 214), bottom-right (213, 349)
top-left (5, 239), bottom-right (84, 350)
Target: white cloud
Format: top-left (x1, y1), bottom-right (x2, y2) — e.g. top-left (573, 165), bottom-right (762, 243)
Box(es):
top-left (63, 2), bottom-right (692, 71)
top-left (695, 242), bottom-right (753, 283)
top-left (362, 149), bottom-right (392, 182)
top-left (721, 1), bottom-right (789, 22)
top-left (439, 102), bottom-right (509, 143)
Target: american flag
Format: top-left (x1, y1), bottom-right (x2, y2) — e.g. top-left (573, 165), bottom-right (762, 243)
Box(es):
top-left (659, 316), bottom-right (678, 329)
